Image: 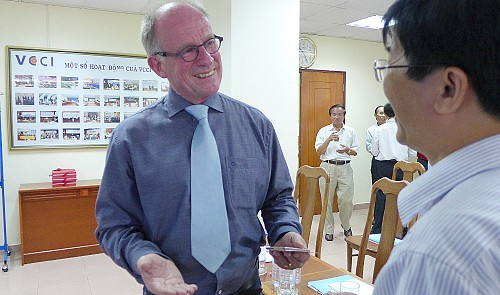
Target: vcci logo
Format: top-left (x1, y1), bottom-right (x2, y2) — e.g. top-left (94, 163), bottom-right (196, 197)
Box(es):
top-left (15, 54), bottom-right (54, 67)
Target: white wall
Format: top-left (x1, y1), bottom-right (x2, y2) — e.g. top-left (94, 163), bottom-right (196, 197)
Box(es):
top-left (230, 0), bottom-right (300, 180)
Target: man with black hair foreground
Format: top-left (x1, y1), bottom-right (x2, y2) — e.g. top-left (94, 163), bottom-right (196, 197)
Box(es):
top-left (372, 0), bottom-right (500, 294)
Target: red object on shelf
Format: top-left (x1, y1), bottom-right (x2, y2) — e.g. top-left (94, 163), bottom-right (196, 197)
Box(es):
top-left (51, 168), bottom-right (77, 186)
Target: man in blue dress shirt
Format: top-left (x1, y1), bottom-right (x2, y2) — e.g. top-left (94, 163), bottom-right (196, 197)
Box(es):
top-left (372, 0), bottom-right (500, 294)
top-left (95, 2), bottom-right (309, 295)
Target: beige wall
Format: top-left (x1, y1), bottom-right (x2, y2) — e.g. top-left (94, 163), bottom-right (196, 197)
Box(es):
top-left (0, 0), bottom-right (389, 247)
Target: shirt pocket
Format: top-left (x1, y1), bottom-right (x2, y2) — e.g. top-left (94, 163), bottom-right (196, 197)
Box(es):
top-left (225, 157), bottom-right (260, 209)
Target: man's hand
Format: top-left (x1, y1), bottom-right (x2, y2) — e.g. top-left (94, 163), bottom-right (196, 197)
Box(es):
top-left (329, 132), bottom-right (340, 142)
top-left (137, 254), bottom-right (198, 295)
top-left (270, 232), bottom-right (310, 269)
top-left (336, 144), bottom-right (351, 155)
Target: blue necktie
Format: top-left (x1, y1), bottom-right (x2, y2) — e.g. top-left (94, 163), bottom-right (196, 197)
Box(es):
top-left (185, 104), bottom-right (230, 273)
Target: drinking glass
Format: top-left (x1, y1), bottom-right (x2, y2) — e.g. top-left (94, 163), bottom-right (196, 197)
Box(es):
top-left (277, 268), bottom-right (298, 295)
top-left (340, 281), bottom-right (359, 294)
top-left (258, 249), bottom-right (267, 276)
top-left (271, 261), bottom-right (280, 290)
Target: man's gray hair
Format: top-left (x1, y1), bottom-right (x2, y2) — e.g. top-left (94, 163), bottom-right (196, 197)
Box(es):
top-left (140, 1), bottom-right (209, 55)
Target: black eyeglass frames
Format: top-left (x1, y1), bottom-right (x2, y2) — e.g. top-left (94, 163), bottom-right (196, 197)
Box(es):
top-left (154, 35), bottom-right (223, 62)
top-left (373, 59), bottom-right (450, 82)
top-left (373, 59), bottom-right (415, 82)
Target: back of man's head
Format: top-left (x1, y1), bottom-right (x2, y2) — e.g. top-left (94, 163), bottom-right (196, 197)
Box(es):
top-left (383, 103), bottom-right (395, 118)
top-left (382, 0), bottom-right (499, 119)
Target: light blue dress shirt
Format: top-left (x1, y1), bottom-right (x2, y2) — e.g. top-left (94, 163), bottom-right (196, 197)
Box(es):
top-left (95, 88), bottom-right (302, 295)
top-left (373, 134), bottom-right (500, 295)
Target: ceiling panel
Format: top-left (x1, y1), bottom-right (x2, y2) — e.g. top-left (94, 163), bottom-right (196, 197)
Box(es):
top-left (84, 0), bottom-right (149, 13)
top-left (301, 0), bottom-right (349, 6)
top-left (339, 0), bottom-right (395, 14)
top-left (21, 0), bottom-right (84, 7)
top-left (306, 7), bottom-right (372, 25)
top-left (11, 0), bottom-right (396, 43)
top-left (300, 2), bottom-right (331, 19)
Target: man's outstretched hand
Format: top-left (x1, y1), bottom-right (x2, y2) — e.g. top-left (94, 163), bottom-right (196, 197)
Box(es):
top-left (137, 254), bottom-right (198, 295)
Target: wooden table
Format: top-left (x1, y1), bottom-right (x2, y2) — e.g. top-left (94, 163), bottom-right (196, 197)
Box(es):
top-left (19, 179), bottom-right (102, 264)
top-left (261, 256), bottom-right (368, 295)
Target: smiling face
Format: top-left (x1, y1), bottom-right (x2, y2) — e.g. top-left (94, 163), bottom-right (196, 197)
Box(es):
top-left (374, 106), bottom-right (387, 125)
top-left (147, 4), bottom-right (222, 104)
top-left (329, 107), bottom-right (345, 128)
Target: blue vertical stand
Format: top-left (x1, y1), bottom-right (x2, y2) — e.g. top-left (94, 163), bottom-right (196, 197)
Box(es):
top-left (0, 105), bottom-right (9, 272)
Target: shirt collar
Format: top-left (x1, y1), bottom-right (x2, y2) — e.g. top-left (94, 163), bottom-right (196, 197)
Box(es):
top-left (329, 123), bottom-right (345, 132)
top-left (163, 87), bottom-right (223, 118)
top-left (398, 134), bottom-right (500, 225)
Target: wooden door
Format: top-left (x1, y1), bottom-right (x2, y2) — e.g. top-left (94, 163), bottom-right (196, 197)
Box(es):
top-left (298, 70), bottom-right (345, 215)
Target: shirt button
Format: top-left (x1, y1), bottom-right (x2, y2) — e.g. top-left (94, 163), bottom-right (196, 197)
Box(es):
top-left (218, 290), bottom-right (223, 294)
top-left (230, 161), bottom-right (236, 166)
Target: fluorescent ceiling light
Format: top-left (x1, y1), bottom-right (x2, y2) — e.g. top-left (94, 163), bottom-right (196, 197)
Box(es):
top-left (346, 15), bottom-right (385, 30)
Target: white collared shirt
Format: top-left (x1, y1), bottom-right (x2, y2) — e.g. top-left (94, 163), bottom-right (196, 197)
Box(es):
top-left (371, 118), bottom-right (416, 161)
top-left (315, 123), bottom-right (359, 161)
top-left (366, 123), bottom-right (378, 154)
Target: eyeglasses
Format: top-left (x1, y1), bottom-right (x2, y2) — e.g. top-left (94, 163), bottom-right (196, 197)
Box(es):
top-left (373, 59), bottom-right (448, 82)
top-left (154, 35), bottom-right (223, 62)
top-left (373, 59), bottom-right (417, 82)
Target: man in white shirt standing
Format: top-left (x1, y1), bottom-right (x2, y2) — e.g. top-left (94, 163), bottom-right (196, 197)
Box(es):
top-left (371, 103), bottom-right (416, 234)
top-left (366, 105), bottom-right (387, 184)
top-left (315, 104), bottom-right (360, 241)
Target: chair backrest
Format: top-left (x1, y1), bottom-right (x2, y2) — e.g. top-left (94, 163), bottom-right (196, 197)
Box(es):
top-left (356, 177), bottom-right (409, 282)
top-left (392, 160), bottom-right (426, 182)
top-left (392, 160), bottom-right (426, 231)
top-left (293, 165), bottom-right (330, 259)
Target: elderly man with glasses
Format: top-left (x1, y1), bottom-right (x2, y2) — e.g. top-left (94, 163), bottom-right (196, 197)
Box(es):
top-left (95, 2), bottom-right (308, 295)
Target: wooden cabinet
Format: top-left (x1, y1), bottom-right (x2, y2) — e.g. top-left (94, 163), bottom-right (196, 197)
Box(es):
top-left (19, 179), bottom-right (102, 264)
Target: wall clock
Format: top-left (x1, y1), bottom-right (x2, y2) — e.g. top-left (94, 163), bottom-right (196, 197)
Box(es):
top-left (299, 37), bottom-right (317, 69)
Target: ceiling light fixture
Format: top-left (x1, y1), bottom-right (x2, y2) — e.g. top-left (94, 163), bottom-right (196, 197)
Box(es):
top-left (346, 15), bottom-right (386, 30)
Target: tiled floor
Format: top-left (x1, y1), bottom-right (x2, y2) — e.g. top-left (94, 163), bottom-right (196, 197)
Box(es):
top-left (0, 208), bottom-right (373, 294)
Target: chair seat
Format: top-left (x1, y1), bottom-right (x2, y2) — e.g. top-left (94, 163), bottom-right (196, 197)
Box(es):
top-left (345, 235), bottom-right (378, 256)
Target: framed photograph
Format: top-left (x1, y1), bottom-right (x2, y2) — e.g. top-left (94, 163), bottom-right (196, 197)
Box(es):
top-left (7, 46), bottom-right (169, 149)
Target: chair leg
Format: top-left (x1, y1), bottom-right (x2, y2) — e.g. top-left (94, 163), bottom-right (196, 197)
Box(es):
top-left (347, 244), bottom-right (353, 272)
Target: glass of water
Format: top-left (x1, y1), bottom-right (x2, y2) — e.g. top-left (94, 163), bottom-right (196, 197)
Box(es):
top-left (258, 247), bottom-right (267, 276)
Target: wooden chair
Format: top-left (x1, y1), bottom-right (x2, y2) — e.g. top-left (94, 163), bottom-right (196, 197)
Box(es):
top-left (293, 165), bottom-right (330, 259)
top-left (345, 177), bottom-right (408, 282)
top-left (392, 160), bottom-right (426, 182)
top-left (392, 160), bottom-right (426, 231)
top-left (344, 161), bottom-right (426, 274)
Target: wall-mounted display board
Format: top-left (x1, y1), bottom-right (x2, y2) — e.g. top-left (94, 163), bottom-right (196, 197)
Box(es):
top-left (7, 46), bottom-right (168, 149)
